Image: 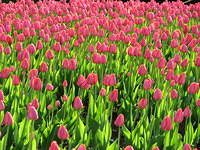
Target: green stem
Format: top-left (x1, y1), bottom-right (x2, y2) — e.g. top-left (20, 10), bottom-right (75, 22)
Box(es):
top-left (117, 127), bottom-right (121, 150)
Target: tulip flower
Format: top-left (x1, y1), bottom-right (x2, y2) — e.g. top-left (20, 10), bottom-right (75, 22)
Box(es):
top-left (57, 125), bottom-right (70, 140)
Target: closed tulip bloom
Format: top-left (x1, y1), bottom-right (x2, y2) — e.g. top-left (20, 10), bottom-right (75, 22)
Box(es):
top-left (187, 82), bottom-right (199, 94)
top-left (45, 50), bottom-right (54, 60)
top-left (170, 39), bottom-right (179, 48)
top-left (183, 107), bottom-right (191, 118)
top-left (20, 58), bottom-right (30, 70)
top-left (152, 146), bottom-right (160, 150)
top-left (153, 88), bottom-right (162, 100)
top-left (109, 89), bottom-right (118, 102)
top-left (0, 100), bottom-right (5, 111)
top-left (57, 125), bottom-right (69, 140)
top-left (170, 89), bottom-right (178, 99)
top-left (114, 114), bottom-right (124, 127)
top-left (12, 75), bottom-right (21, 85)
top-left (49, 141), bottom-right (60, 150)
top-left (31, 98), bottom-right (40, 109)
top-left (36, 40), bottom-right (43, 50)
top-left (61, 95), bottom-right (68, 102)
top-left (196, 99), bottom-right (200, 107)
top-left (183, 144), bottom-right (192, 150)
top-left (27, 106), bottom-right (39, 120)
top-left (99, 88), bottom-right (106, 96)
top-left (0, 68), bottom-right (10, 79)
top-left (46, 83), bottom-right (54, 91)
top-left (30, 77), bottom-right (43, 91)
top-left (73, 96), bottom-right (84, 110)
top-left (62, 80), bottom-right (68, 87)
top-left (174, 109), bottom-right (184, 123)
top-left (15, 42), bottom-right (23, 51)
top-left (0, 90), bottom-right (4, 101)
top-left (180, 58), bottom-right (188, 67)
top-left (124, 146), bottom-right (134, 150)
top-left (27, 43), bottom-right (36, 54)
top-left (76, 75), bottom-right (91, 89)
top-left (165, 69), bottom-right (174, 81)
top-left (2, 112), bottom-right (14, 125)
top-left (138, 98), bottom-right (148, 109)
top-left (4, 46), bottom-right (11, 54)
top-left (161, 116), bottom-right (172, 131)
top-left (103, 74), bottom-right (117, 86)
top-left (137, 64), bottom-right (148, 75)
top-left (39, 62), bottom-right (48, 72)
top-left (177, 72), bottom-right (186, 85)
top-left (157, 58), bottom-right (166, 69)
top-left (29, 69), bottom-right (38, 79)
top-left (194, 56), bottom-right (200, 67)
top-left (152, 49), bottom-right (162, 59)
top-left (55, 100), bottom-right (61, 107)
top-left (17, 49), bottom-right (30, 62)
top-left (87, 73), bottom-right (98, 85)
top-left (77, 144), bottom-right (86, 150)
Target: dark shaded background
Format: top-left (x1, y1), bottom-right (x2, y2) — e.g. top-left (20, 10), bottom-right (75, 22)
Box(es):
top-left (0, 0), bottom-right (198, 4)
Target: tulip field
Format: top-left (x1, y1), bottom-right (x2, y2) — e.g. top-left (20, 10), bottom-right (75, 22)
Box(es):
top-left (0, 0), bottom-right (200, 149)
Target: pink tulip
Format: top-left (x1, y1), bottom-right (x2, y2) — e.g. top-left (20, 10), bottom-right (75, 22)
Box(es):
top-left (183, 144), bottom-right (192, 150)
top-left (137, 64), bottom-right (148, 76)
top-left (103, 74), bottom-right (117, 86)
top-left (174, 109), bottom-right (184, 123)
top-left (196, 99), bottom-right (200, 107)
top-left (187, 82), bottom-right (199, 94)
top-left (62, 80), bottom-right (68, 87)
top-left (0, 90), bottom-right (4, 101)
top-left (0, 100), bottom-right (5, 111)
top-left (49, 141), bottom-right (60, 150)
top-left (161, 116), bottom-right (172, 131)
top-left (114, 114), bottom-right (124, 127)
top-left (12, 75), bottom-right (21, 86)
top-left (124, 146), bottom-right (134, 150)
top-left (87, 73), bottom-right (98, 85)
top-left (30, 77), bottom-right (43, 91)
top-left (2, 112), bottom-right (14, 125)
top-left (27, 106), bottom-right (39, 120)
top-left (20, 58), bottom-right (30, 70)
top-left (45, 50), bottom-right (54, 60)
top-left (73, 96), bottom-right (84, 110)
top-left (46, 83), bottom-right (54, 91)
top-left (77, 75), bottom-right (91, 89)
top-left (109, 89), bottom-right (118, 102)
top-left (29, 69), bottom-right (38, 79)
top-left (152, 146), bottom-right (160, 150)
top-left (57, 125), bottom-right (69, 140)
top-left (183, 107), bottom-right (191, 118)
top-left (143, 79), bottom-right (154, 90)
top-left (77, 144), bottom-right (86, 150)
top-left (137, 98), bottom-right (148, 109)
top-left (99, 88), bottom-right (106, 96)
top-left (39, 62), bottom-right (48, 72)
top-left (153, 88), bottom-right (162, 100)
top-left (170, 89), bottom-right (178, 99)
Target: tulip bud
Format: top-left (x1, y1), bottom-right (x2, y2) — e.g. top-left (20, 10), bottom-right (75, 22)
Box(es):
top-left (73, 96), bottom-right (84, 110)
top-left (137, 98), bottom-right (148, 109)
top-left (183, 144), bottom-right (192, 150)
top-left (174, 109), bottom-right (184, 123)
top-left (20, 58), bottom-right (30, 70)
top-left (77, 144), bottom-right (86, 150)
top-left (153, 88), bottom-right (162, 100)
top-left (170, 89), bottom-right (178, 99)
top-left (12, 75), bottom-right (21, 86)
top-left (187, 82), bottom-right (199, 94)
top-left (114, 114), bottom-right (124, 127)
top-left (49, 141), bottom-right (60, 150)
top-left (99, 88), bottom-right (106, 96)
top-left (196, 99), bottom-right (200, 107)
top-left (2, 112), bottom-right (14, 125)
top-left (0, 100), bottom-right (5, 111)
top-left (183, 106), bottom-right (191, 118)
top-left (109, 89), bottom-right (118, 102)
top-left (30, 77), bottom-right (43, 91)
top-left (62, 80), bottom-right (68, 87)
top-left (124, 146), bottom-right (134, 150)
top-left (46, 83), bottom-right (54, 91)
top-left (57, 125), bottom-right (70, 140)
top-left (39, 62), bottom-right (48, 72)
top-left (87, 73), bottom-right (98, 85)
top-left (161, 116), bottom-right (172, 131)
top-left (103, 74), bottom-right (117, 86)
top-left (27, 106), bottom-right (39, 120)
top-left (137, 64), bottom-right (148, 76)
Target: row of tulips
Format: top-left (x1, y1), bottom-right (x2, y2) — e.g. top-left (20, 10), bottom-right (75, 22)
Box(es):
top-left (0, 0), bottom-right (200, 149)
